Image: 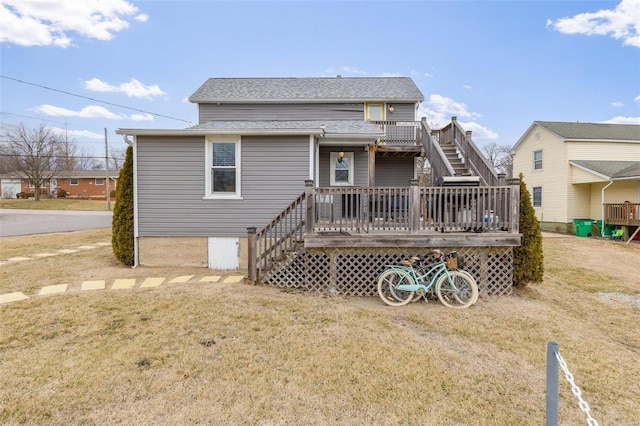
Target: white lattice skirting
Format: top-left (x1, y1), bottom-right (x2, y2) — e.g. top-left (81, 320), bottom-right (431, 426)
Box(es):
top-left (262, 246), bottom-right (513, 296)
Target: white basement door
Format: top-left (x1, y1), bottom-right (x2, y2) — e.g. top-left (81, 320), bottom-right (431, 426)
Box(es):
top-left (208, 237), bottom-right (239, 270)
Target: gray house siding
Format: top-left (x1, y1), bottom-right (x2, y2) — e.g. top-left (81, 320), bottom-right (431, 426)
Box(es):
top-left (136, 135), bottom-right (310, 237)
top-left (199, 103), bottom-right (364, 123)
top-left (386, 103), bottom-right (416, 121)
top-left (375, 156), bottom-right (415, 186)
top-left (318, 146), bottom-right (368, 187)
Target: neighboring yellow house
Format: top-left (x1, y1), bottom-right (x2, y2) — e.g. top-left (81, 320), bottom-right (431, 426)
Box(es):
top-left (512, 121), bottom-right (640, 236)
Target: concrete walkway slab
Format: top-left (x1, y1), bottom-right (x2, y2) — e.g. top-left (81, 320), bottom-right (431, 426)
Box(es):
top-left (58, 249), bottom-right (78, 254)
top-left (169, 275), bottom-right (194, 284)
top-left (112, 279), bottom-right (136, 290)
top-left (33, 252), bottom-right (58, 258)
top-left (77, 245), bottom-right (97, 250)
top-left (0, 292), bottom-right (29, 304)
top-left (141, 277), bottom-right (165, 288)
top-left (223, 275), bottom-right (244, 283)
top-left (200, 276), bottom-right (222, 283)
top-left (81, 280), bottom-right (105, 291)
top-left (39, 284), bottom-right (68, 295)
top-left (95, 242), bottom-right (111, 246)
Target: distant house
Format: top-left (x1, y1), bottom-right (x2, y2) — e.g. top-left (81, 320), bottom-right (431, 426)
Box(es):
top-left (117, 77), bottom-right (519, 296)
top-left (0, 170), bottom-right (119, 199)
top-left (512, 121), bottom-right (640, 237)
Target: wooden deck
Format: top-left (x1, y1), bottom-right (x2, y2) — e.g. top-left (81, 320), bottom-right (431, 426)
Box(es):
top-left (604, 202), bottom-right (640, 227)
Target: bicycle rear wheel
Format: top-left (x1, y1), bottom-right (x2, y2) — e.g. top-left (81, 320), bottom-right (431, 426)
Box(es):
top-left (436, 271), bottom-right (478, 309)
top-left (456, 270), bottom-right (479, 304)
top-left (377, 270), bottom-right (414, 306)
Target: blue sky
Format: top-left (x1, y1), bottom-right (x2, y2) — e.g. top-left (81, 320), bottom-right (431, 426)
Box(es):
top-left (1, 0), bottom-right (639, 161)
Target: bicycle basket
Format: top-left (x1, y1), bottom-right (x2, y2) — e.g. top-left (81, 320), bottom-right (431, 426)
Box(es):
top-left (445, 257), bottom-right (458, 270)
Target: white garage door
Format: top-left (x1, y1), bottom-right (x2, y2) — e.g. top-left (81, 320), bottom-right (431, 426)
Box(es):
top-left (1, 179), bottom-right (21, 198)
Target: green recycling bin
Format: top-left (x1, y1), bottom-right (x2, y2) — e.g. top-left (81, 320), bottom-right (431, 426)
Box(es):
top-left (594, 220), bottom-right (615, 237)
top-left (573, 219), bottom-right (593, 237)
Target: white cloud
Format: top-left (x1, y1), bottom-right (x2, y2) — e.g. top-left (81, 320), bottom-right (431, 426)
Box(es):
top-left (601, 116), bottom-right (640, 124)
top-left (418, 94), bottom-right (498, 139)
top-left (49, 127), bottom-right (103, 140)
top-left (84, 78), bottom-right (165, 99)
top-left (342, 67), bottom-right (367, 75)
top-left (635, 94), bottom-right (640, 102)
top-left (462, 85), bottom-right (472, 90)
top-left (547, 0), bottom-right (640, 48)
top-left (381, 72), bottom-right (403, 77)
top-left (0, 0), bottom-right (146, 47)
top-left (611, 101), bottom-right (624, 107)
top-left (135, 13), bottom-right (149, 22)
top-left (31, 104), bottom-right (154, 121)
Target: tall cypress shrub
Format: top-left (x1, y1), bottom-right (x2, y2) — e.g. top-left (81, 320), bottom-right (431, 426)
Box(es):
top-left (513, 173), bottom-right (544, 286)
top-left (112, 145), bottom-right (134, 266)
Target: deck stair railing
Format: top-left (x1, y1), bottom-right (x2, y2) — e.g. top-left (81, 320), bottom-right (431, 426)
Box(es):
top-left (422, 119), bottom-right (456, 183)
top-left (438, 117), bottom-right (500, 186)
top-left (247, 192), bottom-right (306, 283)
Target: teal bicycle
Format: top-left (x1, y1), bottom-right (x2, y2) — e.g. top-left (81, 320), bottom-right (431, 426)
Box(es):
top-left (377, 250), bottom-right (479, 309)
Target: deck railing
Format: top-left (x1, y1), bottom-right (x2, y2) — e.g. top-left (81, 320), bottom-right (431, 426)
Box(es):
top-left (305, 180), bottom-right (520, 235)
top-left (370, 120), bottom-right (422, 145)
top-left (604, 202), bottom-right (640, 226)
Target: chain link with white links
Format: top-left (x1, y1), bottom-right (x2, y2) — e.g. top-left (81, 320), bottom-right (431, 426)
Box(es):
top-left (555, 351), bottom-right (600, 426)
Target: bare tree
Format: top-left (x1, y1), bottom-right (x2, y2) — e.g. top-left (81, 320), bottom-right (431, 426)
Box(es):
top-left (54, 128), bottom-right (102, 171)
top-left (482, 142), bottom-right (513, 178)
top-left (1, 123), bottom-right (61, 200)
top-left (108, 146), bottom-right (126, 171)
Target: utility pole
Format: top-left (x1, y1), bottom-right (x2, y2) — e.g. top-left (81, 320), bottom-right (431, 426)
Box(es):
top-left (105, 128), bottom-right (111, 211)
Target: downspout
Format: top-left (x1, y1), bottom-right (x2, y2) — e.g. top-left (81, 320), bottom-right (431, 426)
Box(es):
top-left (122, 134), bottom-right (139, 268)
top-left (601, 180), bottom-right (613, 238)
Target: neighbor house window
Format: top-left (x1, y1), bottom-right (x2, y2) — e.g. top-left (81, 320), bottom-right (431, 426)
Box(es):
top-left (533, 150), bottom-right (543, 171)
top-left (95, 178), bottom-right (104, 185)
top-left (330, 152), bottom-right (354, 186)
top-left (28, 180), bottom-right (47, 189)
top-left (70, 178), bottom-right (79, 186)
top-left (532, 186), bottom-right (542, 208)
top-left (205, 136), bottom-right (241, 198)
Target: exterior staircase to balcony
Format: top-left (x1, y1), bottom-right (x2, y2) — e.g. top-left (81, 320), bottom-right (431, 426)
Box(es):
top-left (440, 142), bottom-right (471, 176)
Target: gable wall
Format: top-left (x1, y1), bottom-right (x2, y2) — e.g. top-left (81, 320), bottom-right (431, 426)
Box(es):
top-left (512, 124), bottom-right (569, 223)
top-left (136, 135), bottom-right (310, 237)
top-left (566, 141), bottom-right (640, 160)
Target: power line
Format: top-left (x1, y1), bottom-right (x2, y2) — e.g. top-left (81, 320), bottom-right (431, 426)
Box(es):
top-left (1, 75), bottom-right (193, 125)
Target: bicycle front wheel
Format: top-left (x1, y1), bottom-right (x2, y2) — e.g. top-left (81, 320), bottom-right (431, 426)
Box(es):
top-left (436, 271), bottom-right (478, 309)
top-left (377, 270), bottom-right (415, 307)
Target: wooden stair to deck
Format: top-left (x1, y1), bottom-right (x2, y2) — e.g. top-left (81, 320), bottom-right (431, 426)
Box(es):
top-left (441, 143), bottom-right (471, 176)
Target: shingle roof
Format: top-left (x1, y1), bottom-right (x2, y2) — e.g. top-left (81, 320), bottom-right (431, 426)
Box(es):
top-left (189, 120), bottom-right (384, 137)
top-left (570, 160), bottom-right (640, 179)
top-left (188, 77), bottom-right (424, 103)
top-left (537, 121), bottom-right (640, 141)
top-left (0, 170), bottom-right (120, 179)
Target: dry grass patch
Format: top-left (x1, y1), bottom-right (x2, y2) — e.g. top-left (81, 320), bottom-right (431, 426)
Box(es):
top-left (1, 232), bottom-right (639, 425)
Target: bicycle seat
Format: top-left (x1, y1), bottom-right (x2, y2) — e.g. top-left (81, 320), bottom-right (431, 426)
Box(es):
top-left (401, 256), bottom-right (420, 265)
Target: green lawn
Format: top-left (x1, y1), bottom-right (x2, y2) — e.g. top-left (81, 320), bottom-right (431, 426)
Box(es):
top-left (0, 198), bottom-right (113, 211)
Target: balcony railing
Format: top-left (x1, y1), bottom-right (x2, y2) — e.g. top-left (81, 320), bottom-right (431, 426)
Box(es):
top-left (370, 120), bottom-right (422, 145)
top-left (305, 180), bottom-right (520, 235)
top-left (604, 202), bottom-right (640, 226)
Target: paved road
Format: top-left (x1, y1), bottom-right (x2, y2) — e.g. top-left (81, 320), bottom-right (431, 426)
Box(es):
top-left (0, 209), bottom-right (113, 237)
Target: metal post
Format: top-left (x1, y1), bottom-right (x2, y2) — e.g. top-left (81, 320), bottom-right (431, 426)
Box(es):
top-left (104, 128), bottom-right (111, 211)
top-left (546, 341), bottom-right (559, 426)
top-left (247, 227), bottom-right (257, 285)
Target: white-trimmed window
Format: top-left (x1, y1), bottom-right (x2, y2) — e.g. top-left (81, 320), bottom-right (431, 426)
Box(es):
top-left (330, 152), bottom-right (354, 186)
top-left (205, 136), bottom-right (241, 198)
top-left (95, 178), bottom-right (104, 185)
top-left (532, 186), bottom-right (542, 208)
top-left (533, 150), bottom-right (543, 171)
top-left (70, 178), bottom-right (79, 186)
top-left (28, 180), bottom-right (47, 189)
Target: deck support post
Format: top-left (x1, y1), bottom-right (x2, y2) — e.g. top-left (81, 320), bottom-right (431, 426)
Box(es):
top-left (409, 179), bottom-right (420, 233)
top-left (247, 227), bottom-right (257, 284)
top-left (305, 180), bottom-right (315, 235)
